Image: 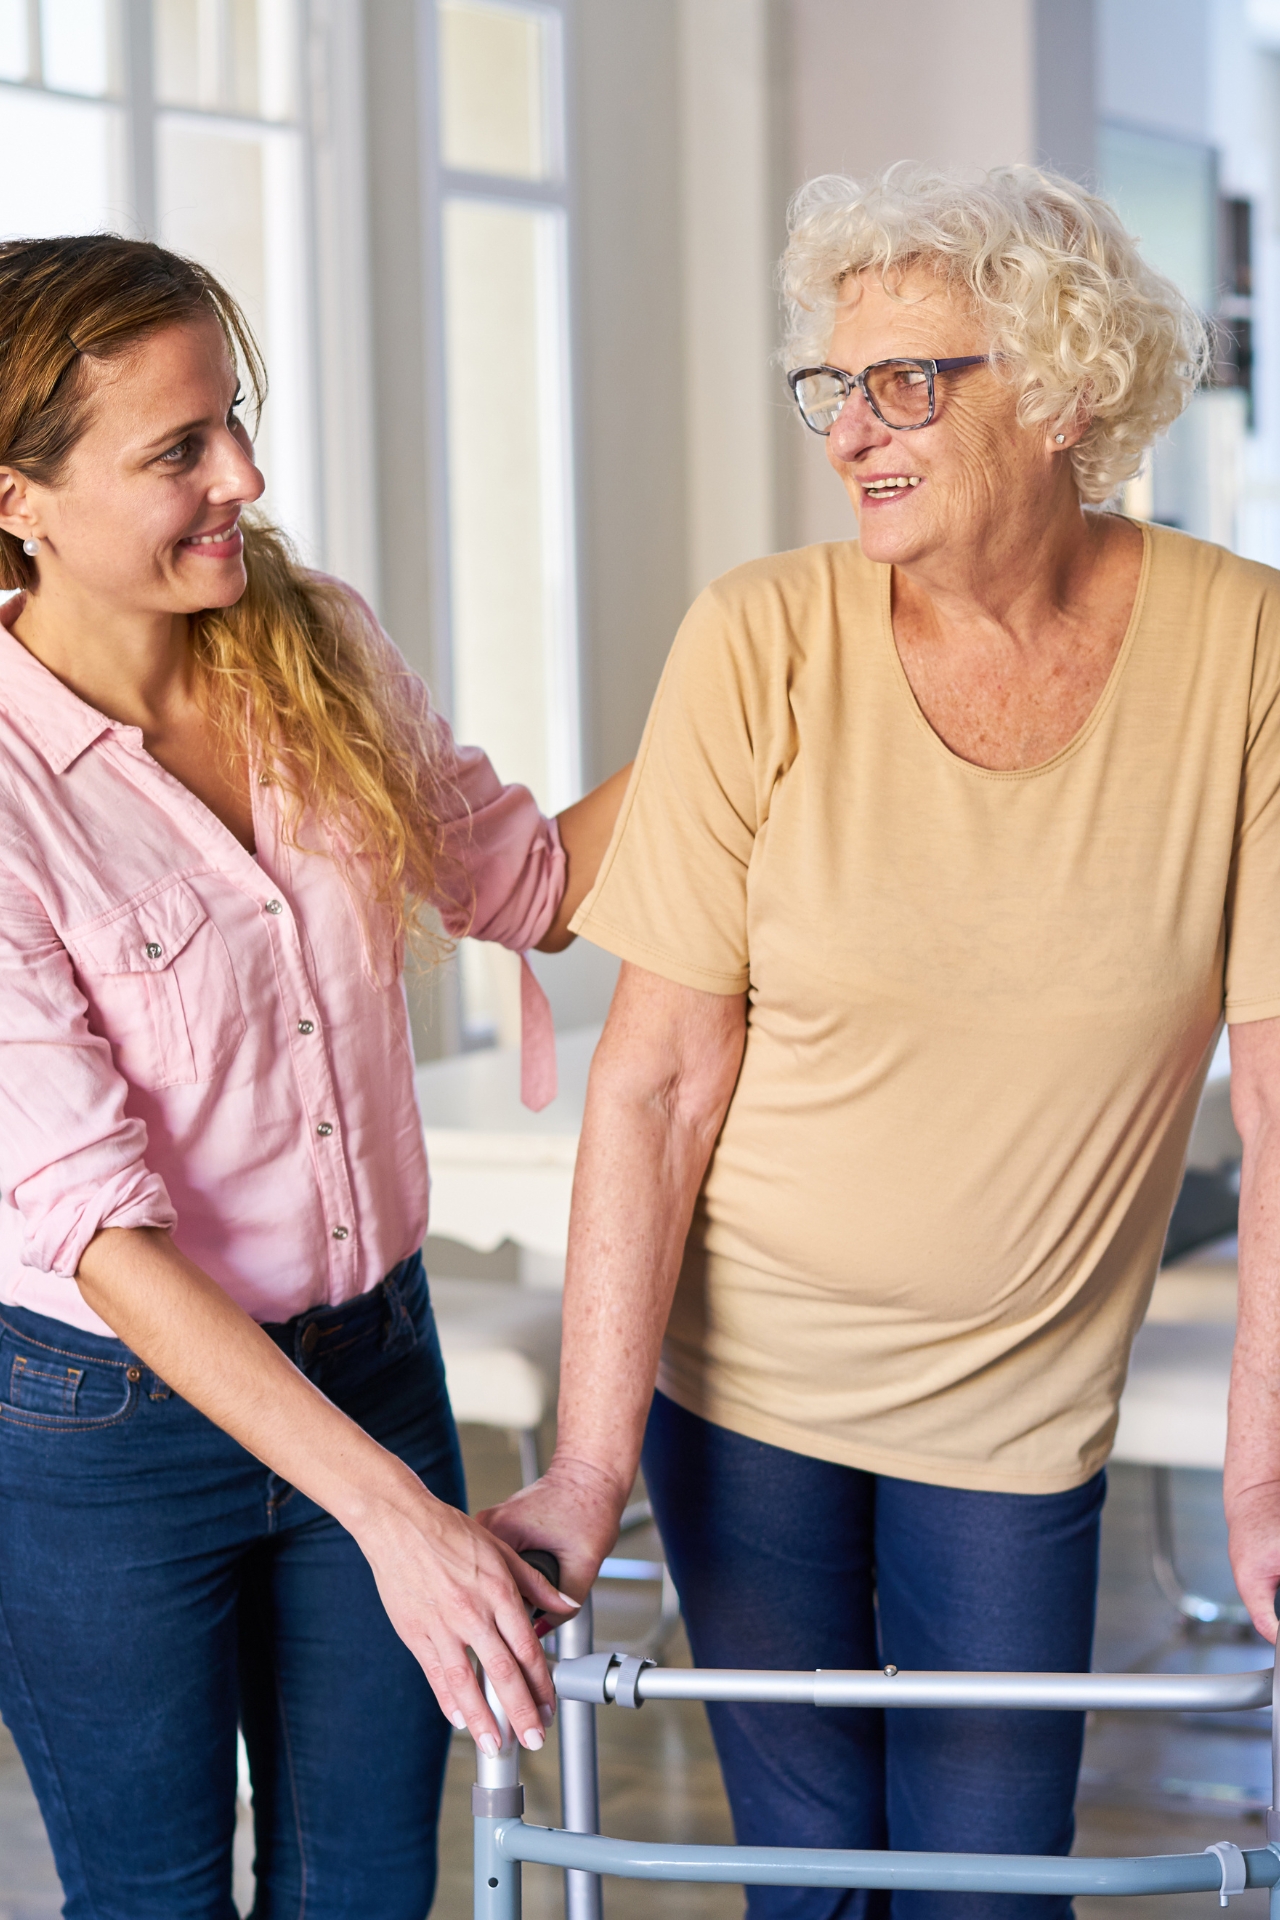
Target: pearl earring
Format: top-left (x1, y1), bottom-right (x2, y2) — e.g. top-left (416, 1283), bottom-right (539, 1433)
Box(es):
top-left (21, 537), bottom-right (38, 555)
top-left (1054, 433), bottom-right (1066, 445)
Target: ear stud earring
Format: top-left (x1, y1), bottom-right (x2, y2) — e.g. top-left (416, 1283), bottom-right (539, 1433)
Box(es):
top-left (21, 537), bottom-right (39, 555)
top-left (1054, 433), bottom-right (1066, 445)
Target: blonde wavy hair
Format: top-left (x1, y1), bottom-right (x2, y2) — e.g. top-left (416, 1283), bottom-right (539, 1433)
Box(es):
top-left (0, 235), bottom-right (453, 947)
top-left (780, 163), bottom-right (1211, 503)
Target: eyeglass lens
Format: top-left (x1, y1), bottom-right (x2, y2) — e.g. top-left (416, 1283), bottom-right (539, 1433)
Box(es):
top-left (795, 361), bottom-right (934, 433)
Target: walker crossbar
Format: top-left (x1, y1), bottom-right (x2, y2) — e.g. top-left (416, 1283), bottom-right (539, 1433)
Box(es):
top-left (554, 1654), bottom-right (1275, 1713)
top-left (492, 1824), bottom-right (1280, 1896)
top-left (474, 1587), bottom-right (1280, 1920)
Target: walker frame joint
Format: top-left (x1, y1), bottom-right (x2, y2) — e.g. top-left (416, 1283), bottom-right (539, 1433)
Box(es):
top-left (1204, 1841), bottom-right (1247, 1904)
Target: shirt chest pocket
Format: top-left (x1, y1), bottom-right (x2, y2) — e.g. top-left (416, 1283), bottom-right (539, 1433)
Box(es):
top-left (66, 880), bottom-right (247, 1091)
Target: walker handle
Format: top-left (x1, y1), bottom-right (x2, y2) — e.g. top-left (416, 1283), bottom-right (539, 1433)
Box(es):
top-left (520, 1547), bottom-right (562, 1626)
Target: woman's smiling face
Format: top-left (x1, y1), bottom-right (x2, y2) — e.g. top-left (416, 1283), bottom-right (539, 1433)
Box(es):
top-left (822, 265), bottom-right (1072, 571)
top-left (12, 315), bottom-right (265, 617)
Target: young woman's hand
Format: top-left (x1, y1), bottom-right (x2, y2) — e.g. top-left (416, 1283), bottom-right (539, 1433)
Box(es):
top-left (355, 1467), bottom-right (576, 1749)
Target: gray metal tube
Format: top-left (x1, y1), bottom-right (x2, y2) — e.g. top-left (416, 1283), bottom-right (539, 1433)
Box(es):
top-left (475, 1818), bottom-right (521, 1920)
top-left (1270, 1628), bottom-right (1280, 1845)
top-left (621, 1666), bottom-right (1273, 1713)
top-left (556, 1596), bottom-right (603, 1920)
top-left (501, 1828), bottom-right (1280, 1896)
top-left (478, 1672), bottom-right (522, 1789)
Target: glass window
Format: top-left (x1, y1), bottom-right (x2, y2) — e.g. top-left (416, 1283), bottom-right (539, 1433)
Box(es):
top-left (0, 1), bottom-right (125, 237)
top-left (438, 0), bottom-right (560, 181)
top-left (152, 0), bottom-right (316, 552)
top-left (1098, 122), bottom-right (1218, 312)
top-left (0, 0), bottom-right (316, 557)
top-left (0, 1), bottom-right (28, 83)
top-left (441, 197), bottom-right (575, 806)
top-left (434, 0), bottom-right (577, 1047)
top-left (154, 0), bottom-right (294, 119)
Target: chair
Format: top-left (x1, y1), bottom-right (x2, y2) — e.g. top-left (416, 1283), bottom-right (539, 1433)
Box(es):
top-left (429, 1275), bottom-right (562, 1485)
top-left (1113, 1256), bottom-right (1244, 1626)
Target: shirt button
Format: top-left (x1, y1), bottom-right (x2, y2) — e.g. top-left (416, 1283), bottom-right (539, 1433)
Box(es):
top-left (331, 1225), bottom-right (349, 1241)
top-left (265, 899), bottom-right (283, 915)
top-left (297, 1019), bottom-right (315, 1035)
top-left (316, 1121), bottom-right (334, 1137)
top-left (143, 942), bottom-right (163, 960)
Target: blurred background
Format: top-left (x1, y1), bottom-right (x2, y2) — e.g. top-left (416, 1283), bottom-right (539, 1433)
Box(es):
top-left (7, 0), bottom-right (1277, 1058)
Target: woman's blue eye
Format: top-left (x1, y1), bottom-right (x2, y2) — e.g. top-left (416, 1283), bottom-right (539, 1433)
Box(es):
top-left (160, 439), bottom-right (191, 464)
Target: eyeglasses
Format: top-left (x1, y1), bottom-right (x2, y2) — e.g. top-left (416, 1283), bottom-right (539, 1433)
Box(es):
top-left (787, 356), bottom-right (989, 434)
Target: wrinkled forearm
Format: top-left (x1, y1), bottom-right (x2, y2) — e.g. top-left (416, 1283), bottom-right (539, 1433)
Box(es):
top-left (549, 969), bottom-right (745, 1505)
top-left (1225, 1109), bottom-right (1280, 1514)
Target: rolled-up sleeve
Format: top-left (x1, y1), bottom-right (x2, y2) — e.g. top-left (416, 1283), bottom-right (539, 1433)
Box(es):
top-left (330, 579), bottom-right (568, 952)
top-left (432, 730), bottom-right (566, 950)
top-left (0, 858), bottom-right (175, 1275)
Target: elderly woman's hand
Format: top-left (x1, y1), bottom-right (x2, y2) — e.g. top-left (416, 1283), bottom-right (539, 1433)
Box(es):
top-left (478, 1453), bottom-right (629, 1614)
top-left (1225, 1480), bottom-right (1280, 1643)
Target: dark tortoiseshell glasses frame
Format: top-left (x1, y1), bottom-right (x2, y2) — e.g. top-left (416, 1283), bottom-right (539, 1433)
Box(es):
top-left (787, 356), bottom-right (989, 434)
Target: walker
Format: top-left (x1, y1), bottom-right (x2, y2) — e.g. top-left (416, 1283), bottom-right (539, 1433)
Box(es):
top-left (472, 1585), bottom-right (1280, 1919)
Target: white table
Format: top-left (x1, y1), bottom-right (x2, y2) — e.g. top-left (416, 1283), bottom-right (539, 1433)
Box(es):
top-left (417, 1025), bottom-right (1236, 1267)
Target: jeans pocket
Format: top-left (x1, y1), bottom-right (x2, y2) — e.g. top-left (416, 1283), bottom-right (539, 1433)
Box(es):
top-left (0, 1320), bottom-right (138, 1429)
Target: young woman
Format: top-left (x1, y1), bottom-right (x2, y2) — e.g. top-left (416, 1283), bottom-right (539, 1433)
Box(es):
top-left (0, 235), bottom-right (624, 1920)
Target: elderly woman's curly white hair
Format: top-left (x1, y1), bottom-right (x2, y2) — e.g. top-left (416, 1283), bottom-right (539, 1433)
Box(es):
top-left (781, 163), bottom-right (1210, 504)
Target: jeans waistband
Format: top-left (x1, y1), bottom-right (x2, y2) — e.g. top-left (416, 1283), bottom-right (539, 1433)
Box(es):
top-left (259, 1252), bottom-right (423, 1370)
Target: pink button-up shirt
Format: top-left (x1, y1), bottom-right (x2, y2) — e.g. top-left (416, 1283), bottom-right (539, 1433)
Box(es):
top-left (0, 590), bottom-right (565, 1336)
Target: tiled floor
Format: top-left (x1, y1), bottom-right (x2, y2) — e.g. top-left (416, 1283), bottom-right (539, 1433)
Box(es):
top-left (0, 1429), bottom-right (1273, 1920)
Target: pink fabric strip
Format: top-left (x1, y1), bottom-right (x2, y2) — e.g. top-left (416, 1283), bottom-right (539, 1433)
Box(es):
top-left (520, 954), bottom-right (558, 1111)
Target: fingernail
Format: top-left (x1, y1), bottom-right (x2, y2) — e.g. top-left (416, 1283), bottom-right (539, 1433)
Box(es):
top-left (556, 1591), bottom-right (577, 1608)
top-left (479, 1733), bottom-right (500, 1758)
top-left (540, 1702), bottom-right (555, 1725)
top-left (450, 1710), bottom-right (467, 1730)
top-left (521, 1727), bottom-right (545, 1752)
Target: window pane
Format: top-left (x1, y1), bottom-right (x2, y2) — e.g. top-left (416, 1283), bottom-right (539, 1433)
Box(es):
top-left (0, 88), bottom-right (126, 233)
top-left (1098, 123), bottom-right (1217, 312)
top-left (41, 0), bottom-right (117, 97)
top-left (441, 196), bottom-right (578, 811)
top-left (438, 0), bottom-right (559, 181)
top-left (157, 116), bottom-right (318, 553)
top-left (155, 0), bottom-right (295, 118)
top-left (154, 0), bottom-right (199, 105)
top-left (0, 0), bottom-right (29, 82)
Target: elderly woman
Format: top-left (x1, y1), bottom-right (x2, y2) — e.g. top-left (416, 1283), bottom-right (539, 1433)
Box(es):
top-left (487, 163), bottom-right (1280, 1915)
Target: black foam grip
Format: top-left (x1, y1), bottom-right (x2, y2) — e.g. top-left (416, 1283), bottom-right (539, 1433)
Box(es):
top-left (520, 1547), bottom-right (562, 1623)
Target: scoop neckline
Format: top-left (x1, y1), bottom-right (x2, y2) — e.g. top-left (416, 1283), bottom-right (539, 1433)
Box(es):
top-left (875, 517), bottom-right (1153, 781)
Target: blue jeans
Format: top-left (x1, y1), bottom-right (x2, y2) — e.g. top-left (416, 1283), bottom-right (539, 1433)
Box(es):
top-left (643, 1391), bottom-right (1105, 1920)
top-left (0, 1253), bottom-right (465, 1920)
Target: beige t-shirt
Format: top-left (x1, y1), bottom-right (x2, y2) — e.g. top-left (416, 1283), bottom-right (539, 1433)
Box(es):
top-left (572, 525), bottom-right (1280, 1494)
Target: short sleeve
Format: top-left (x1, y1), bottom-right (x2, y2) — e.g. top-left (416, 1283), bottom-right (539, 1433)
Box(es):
top-left (1224, 595), bottom-right (1280, 1023)
top-left (572, 576), bottom-right (782, 994)
top-left (0, 854), bottom-right (175, 1275)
